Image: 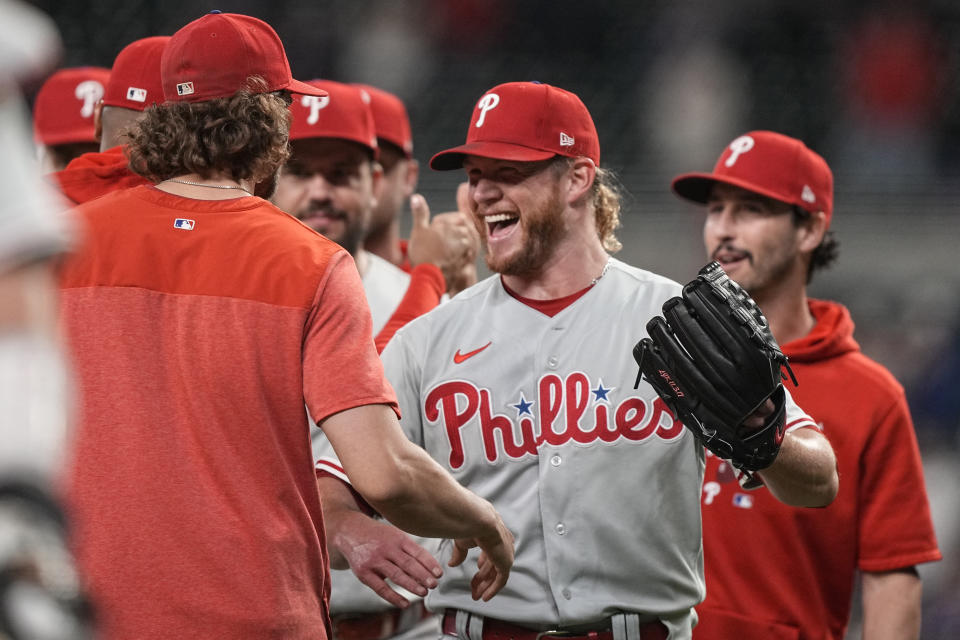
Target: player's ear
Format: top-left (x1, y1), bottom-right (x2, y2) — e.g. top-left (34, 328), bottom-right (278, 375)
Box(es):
top-left (93, 100), bottom-right (103, 144)
top-left (798, 210), bottom-right (828, 253)
top-left (403, 158), bottom-right (420, 198)
top-left (566, 157), bottom-right (596, 205)
top-left (370, 159), bottom-right (384, 210)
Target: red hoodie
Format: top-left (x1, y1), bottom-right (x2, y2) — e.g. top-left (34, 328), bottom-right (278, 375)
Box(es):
top-left (52, 146), bottom-right (149, 205)
top-left (694, 299), bottom-right (941, 640)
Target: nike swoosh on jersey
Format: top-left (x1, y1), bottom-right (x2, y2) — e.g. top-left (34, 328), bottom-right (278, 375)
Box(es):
top-left (453, 341), bottom-right (492, 364)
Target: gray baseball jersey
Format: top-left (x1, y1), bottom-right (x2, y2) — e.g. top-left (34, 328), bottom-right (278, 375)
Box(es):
top-left (362, 251), bottom-right (411, 335)
top-left (313, 428), bottom-right (443, 629)
top-left (379, 258), bottom-right (817, 635)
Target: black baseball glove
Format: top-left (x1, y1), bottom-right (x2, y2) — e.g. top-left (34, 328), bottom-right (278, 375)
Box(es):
top-left (633, 261), bottom-right (797, 473)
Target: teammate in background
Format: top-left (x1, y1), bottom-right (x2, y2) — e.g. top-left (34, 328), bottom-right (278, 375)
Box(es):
top-left (272, 79), bottom-right (477, 336)
top-left (276, 79), bottom-right (444, 640)
top-left (670, 131), bottom-right (941, 639)
top-left (356, 83), bottom-right (479, 297)
top-left (320, 82), bottom-right (838, 640)
top-left (58, 13), bottom-right (513, 640)
top-left (51, 36), bottom-right (167, 204)
top-left (32, 66), bottom-right (110, 173)
top-left (356, 83), bottom-right (418, 268)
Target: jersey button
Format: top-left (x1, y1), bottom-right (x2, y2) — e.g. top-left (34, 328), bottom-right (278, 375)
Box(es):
top-left (562, 588), bottom-right (572, 600)
top-left (555, 523), bottom-right (566, 536)
top-left (547, 356), bottom-right (559, 369)
top-left (550, 455), bottom-right (562, 467)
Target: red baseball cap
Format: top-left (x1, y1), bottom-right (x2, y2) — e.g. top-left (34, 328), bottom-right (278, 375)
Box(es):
top-left (102, 36), bottom-right (170, 111)
top-left (288, 80), bottom-right (378, 155)
top-left (430, 81), bottom-right (599, 171)
top-left (32, 67), bottom-right (111, 145)
top-left (161, 11), bottom-right (326, 103)
top-left (354, 84), bottom-right (413, 158)
top-left (672, 130), bottom-right (834, 226)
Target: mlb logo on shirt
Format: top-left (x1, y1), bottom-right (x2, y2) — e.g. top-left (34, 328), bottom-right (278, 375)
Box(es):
top-left (732, 493), bottom-right (754, 509)
top-left (126, 87), bottom-right (148, 103)
top-left (173, 218), bottom-right (195, 230)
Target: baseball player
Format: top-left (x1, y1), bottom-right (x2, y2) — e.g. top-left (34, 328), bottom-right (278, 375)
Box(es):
top-left (320, 82), bottom-right (839, 640)
top-left (356, 83), bottom-right (479, 297)
top-left (58, 13), bottom-right (513, 639)
top-left (670, 131), bottom-right (941, 639)
top-left (31, 66), bottom-right (110, 172)
top-left (356, 83), bottom-right (419, 269)
top-left (272, 77), bottom-right (443, 640)
top-left (272, 79), bottom-right (477, 339)
top-left (51, 36), bottom-right (166, 204)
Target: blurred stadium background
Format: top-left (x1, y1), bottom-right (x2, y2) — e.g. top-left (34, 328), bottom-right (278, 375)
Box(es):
top-left (24, 0), bottom-right (960, 636)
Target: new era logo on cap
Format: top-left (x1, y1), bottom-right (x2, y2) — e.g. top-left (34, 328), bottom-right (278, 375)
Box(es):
top-left (560, 132), bottom-right (575, 147)
top-left (801, 185), bottom-right (816, 204)
top-left (126, 87), bottom-right (148, 102)
top-left (177, 82), bottom-right (195, 96)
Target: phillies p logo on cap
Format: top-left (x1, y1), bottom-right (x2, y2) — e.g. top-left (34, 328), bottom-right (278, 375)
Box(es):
top-left (724, 135), bottom-right (755, 167)
top-left (301, 95), bottom-right (330, 125)
top-left (475, 93), bottom-right (500, 127)
top-left (429, 81), bottom-right (600, 171)
top-left (74, 80), bottom-right (105, 118)
top-left (671, 130), bottom-right (834, 227)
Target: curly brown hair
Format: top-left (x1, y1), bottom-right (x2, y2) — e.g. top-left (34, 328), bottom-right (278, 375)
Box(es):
top-left (792, 205), bottom-right (839, 283)
top-left (126, 82), bottom-right (291, 184)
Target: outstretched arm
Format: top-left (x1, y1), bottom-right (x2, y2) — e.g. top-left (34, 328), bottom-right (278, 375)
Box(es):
top-left (318, 476), bottom-right (442, 607)
top-left (758, 426), bottom-right (838, 507)
top-left (319, 404), bottom-right (514, 601)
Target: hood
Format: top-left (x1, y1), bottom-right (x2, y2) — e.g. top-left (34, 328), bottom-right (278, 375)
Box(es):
top-left (52, 146), bottom-right (150, 204)
top-left (782, 298), bottom-right (860, 363)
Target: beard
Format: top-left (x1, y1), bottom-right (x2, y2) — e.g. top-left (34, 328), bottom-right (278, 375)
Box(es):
top-left (254, 169), bottom-right (279, 201)
top-left (483, 189), bottom-right (566, 277)
top-left (712, 241), bottom-right (797, 302)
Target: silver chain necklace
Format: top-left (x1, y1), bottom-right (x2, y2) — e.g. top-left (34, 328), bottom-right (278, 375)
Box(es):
top-left (591, 259), bottom-right (611, 286)
top-left (164, 178), bottom-right (252, 196)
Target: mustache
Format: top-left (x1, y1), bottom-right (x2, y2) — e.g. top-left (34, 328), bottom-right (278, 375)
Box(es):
top-left (711, 243), bottom-right (753, 263)
top-left (299, 202), bottom-right (347, 220)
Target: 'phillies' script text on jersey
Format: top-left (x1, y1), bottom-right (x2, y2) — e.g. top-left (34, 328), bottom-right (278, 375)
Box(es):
top-left (426, 371), bottom-right (683, 468)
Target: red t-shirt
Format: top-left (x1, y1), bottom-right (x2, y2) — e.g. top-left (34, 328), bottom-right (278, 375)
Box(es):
top-left (59, 185), bottom-right (397, 639)
top-left (695, 299), bottom-right (941, 640)
top-left (51, 145), bottom-right (150, 204)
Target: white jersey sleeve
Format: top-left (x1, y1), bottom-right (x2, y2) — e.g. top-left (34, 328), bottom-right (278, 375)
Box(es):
top-left (783, 385), bottom-right (819, 433)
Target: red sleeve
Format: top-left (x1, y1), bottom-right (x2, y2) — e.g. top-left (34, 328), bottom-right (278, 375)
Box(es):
top-left (303, 251), bottom-right (399, 422)
top-left (398, 238), bottom-right (411, 273)
top-left (857, 392), bottom-right (941, 571)
top-left (374, 262), bottom-right (444, 354)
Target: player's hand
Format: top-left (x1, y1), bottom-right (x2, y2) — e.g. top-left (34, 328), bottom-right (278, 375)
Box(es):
top-left (407, 185), bottom-right (480, 296)
top-left (449, 510), bottom-right (514, 601)
top-left (333, 510), bottom-right (443, 608)
top-left (740, 398), bottom-right (775, 432)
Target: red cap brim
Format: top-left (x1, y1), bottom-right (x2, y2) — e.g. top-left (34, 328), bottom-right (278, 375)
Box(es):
top-left (430, 141), bottom-right (556, 171)
top-left (671, 172), bottom-right (796, 208)
top-left (286, 78), bottom-right (328, 97)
